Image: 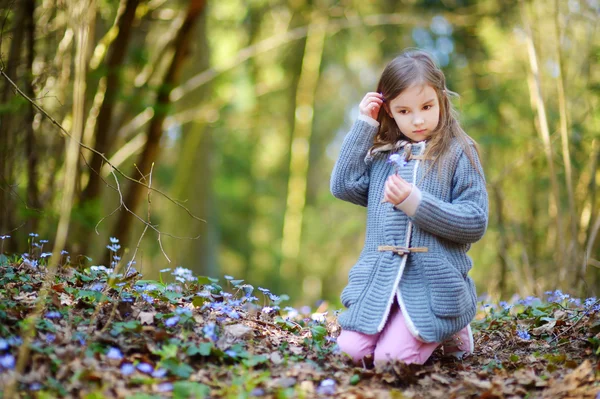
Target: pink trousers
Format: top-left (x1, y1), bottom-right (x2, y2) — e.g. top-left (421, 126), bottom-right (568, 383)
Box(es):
top-left (337, 300), bottom-right (440, 365)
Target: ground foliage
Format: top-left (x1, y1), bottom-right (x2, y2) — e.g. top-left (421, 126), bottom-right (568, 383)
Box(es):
top-left (0, 238), bottom-right (600, 398)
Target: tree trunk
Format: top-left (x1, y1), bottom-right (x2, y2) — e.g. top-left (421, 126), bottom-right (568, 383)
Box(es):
top-left (280, 11), bottom-right (327, 284)
top-left (110, 0), bottom-right (207, 254)
top-left (0, 2), bottom-right (26, 249)
top-left (80, 0), bottom-right (141, 205)
top-left (24, 0), bottom-right (41, 232)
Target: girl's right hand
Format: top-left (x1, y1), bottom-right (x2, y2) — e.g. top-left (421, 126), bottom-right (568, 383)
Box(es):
top-left (359, 92), bottom-right (385, 120)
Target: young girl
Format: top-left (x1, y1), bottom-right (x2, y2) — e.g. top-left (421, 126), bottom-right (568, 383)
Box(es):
top-left (330, 49), bottom-right (488, 366)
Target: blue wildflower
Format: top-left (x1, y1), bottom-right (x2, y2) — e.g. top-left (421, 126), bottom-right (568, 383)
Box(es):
top-left (268, 293), bottom-right (280, 302)
top-left (44, 311), bottom-right (62, 319)
top-left (0, 339), bottom-right (8, 351)
top-left (172, 266), bottom-right (195, 283)
top-left (29, 382), bottom-right (42, 391)
top-left (499, 301), bottom-right (512, 311)
top-left (225, 349), bottom-right (237, 358)
top-left (110, 237), bottom-right (119, 244)
top-left (39, 240), bottom-right (48, 244)
top-left (29, 233), bottom-right (39, 237)
top-left (0, 235), bottom-right (10, 239)
top-left (316, 379), bottom-right (336, 396)
top-left (141, 294), bottom-right (154, 304)
top-left (203, 323), bottom-right (218, 342)
top-left (0, 354), bottom-right (14, 369)
top-left (160, 268), bottom-right (171, 273)
top-left (164, 316), bottom-right (180, 327)
top-left (157, 382), bottom-right (174, 392)
top-left (258, 287), bottom-right (270, 294)
top-left (7, 337), bottom-right (22, 346)
top-left (152, 368), bottom-right (167, 378)
top-left (137, 363), bottom-right (154, 374)
top-left (224, 275), bottom-right (234, 280)
top-left (60, 250), bottom-right (68, 255)
top-left (45, 333), bottom-right (55, 343)
top-left (106, 347), bottom-right (123, 360)
top-left (517, 329), bottom-right (531, 340)
top-left (175, 307), bottom-right (192, 316)
top-left (121, 363), bottom-right (135, 376)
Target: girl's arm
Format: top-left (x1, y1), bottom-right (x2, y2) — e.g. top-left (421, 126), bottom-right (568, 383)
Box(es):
top-left (330, 116), bottom-right (379, 207)
top-left (409, 147), bottom-right (489, 244)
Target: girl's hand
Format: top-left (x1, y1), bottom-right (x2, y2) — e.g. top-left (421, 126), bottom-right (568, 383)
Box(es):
top-left (383, 174), bottom-right (412, 205)
top-left (359, 92), bottom-right (384, 120)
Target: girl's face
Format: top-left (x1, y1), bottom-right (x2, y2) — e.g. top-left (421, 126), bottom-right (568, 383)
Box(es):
top-left (386, 84), bottom-right (440, 142)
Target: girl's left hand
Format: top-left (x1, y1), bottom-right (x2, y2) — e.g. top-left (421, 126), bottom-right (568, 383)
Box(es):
top-left (383, 174), bottom-right (412, 205)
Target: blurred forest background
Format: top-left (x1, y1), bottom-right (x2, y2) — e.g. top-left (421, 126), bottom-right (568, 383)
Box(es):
top-left (0, 0), bottom-right (598, 309)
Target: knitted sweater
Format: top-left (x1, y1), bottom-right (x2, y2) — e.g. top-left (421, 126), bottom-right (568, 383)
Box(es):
top-left (330, 117), bottom-right (488, 343)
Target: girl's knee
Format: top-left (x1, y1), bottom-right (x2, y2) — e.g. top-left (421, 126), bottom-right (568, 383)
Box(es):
top-left (374, 345), bottom-right (434, 365)
top-left (337, 331), bottom-right (376, 364)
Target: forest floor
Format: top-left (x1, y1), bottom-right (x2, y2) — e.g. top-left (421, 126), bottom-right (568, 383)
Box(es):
top-left (0, 246), bottom-right (599, 399)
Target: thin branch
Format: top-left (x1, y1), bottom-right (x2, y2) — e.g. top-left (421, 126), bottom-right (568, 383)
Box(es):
top-left (0, 68), bottom-right (206, 224)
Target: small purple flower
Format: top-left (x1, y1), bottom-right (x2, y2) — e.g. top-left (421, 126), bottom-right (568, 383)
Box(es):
top-left (0, 339), bottom-right (8, 351)
top-left (250, 388), bottom-right (266, 397)
top-left (29, 382), bottom-right (42, 391)
top-left (164, 316), bottom-right (180, 327)
top-left (258, 287), bottom-right (270, 294)
top-left (106, 244), bottom-right (121, 252)
top-left (40, 252), bottom-right (52, 258)
top-left (224, 275), bottom-right (234, 280)
top-left (160, 268), bottom-right (171, 273)
top-left (225, 349), bottom-right (237, 358)
top-left (137, 362), bottom-right (154, 374)
top-left (152, 368), bottom-right (167, 378)
top-left (268, 293), bottom-right (280, 302)
top-left (110, 237), bottom-right (119, 244)
top-left (45, 333), bottom-right (56, 343)
top-left (499, 301), bottom-right (512, 311)
top-left (44, 311), bottom-right (62, 319)
top-left (316, 379), bottom-right (336, 396)
top-left (0, 235), bottom-right (10, 240)
top-left (29, 233), bottom-right (39, 237)
top-left (121, 363), bottom-right (135, 376)
top-left (141, 294), bottom-right (154, 304)
top-left (388, 153), bottom-right (407, 169)
top-left (0, 354), bottom-right (15, 369)
top-left (175, 307), bottom-right (192, 316)
top-left (106, 347), bottom-right (123, 360)
top-left (517, 329), bottom-right (531, 340)
top-left (203, 323), bottom-right (217, 342)
top-left (157, 382), bottom-right (173, 392)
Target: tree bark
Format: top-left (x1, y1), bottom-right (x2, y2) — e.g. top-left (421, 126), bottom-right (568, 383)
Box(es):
top-left (0, 2), bottom-right (26, 247)
top-left (24, 0), bottom-right (40, 232)
top-left (80, 0), bottom-right (141, 204)
top-left (110, 0), bottom-right (207, 253)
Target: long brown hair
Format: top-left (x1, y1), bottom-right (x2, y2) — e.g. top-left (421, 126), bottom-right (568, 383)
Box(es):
top-left (370, 49), bottom-right (481, 173)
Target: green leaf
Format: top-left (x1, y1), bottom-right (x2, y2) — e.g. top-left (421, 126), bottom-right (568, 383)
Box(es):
top-left (350, 374), bottom-right (361, 385)
top-left (76, 290), bottom-right (108, 303)
top-left (310, 325), bottom-right (327, 342)
top-left (187, 342), bottom-right (213, 356)
top-left (0, 254), bottom-right (9, 266)
top-left (197, 276), bottom-right (213, 285)
top-left (242, 354), bottom-right (269, 367)
top-left (172, 381), bottom-right (210, 399)
top-left (510, 354), bottom-right (519, 362)
top-left (160, 358), bottom-right (194, 378)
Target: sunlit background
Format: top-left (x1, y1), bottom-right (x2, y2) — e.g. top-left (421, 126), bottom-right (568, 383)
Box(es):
top-left (0, 0), bottom-right (598, 309)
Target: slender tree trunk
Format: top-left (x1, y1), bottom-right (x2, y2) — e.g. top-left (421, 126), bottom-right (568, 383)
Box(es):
top-left (80, 0), bottom-right (141, 203)
top-left (110, 0), bottom-right (207, 254)
top-left (0, 3), bottom-right (26, 248)
top-left (280, 11), bottom-right (327, 284)
top-left (24, 0), bottom-right (40, 232)
top-left (522, 2), bottom-right (565, 278)
top-left (493, 184), bottom-right (510, 298)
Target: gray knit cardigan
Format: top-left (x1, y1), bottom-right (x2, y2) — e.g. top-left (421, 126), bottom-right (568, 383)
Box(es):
top-left (330, 118), bottom-right (488, 343)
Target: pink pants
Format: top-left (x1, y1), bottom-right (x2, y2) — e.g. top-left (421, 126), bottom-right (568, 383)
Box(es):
top-left (337, 300), bottom-right (440, 365)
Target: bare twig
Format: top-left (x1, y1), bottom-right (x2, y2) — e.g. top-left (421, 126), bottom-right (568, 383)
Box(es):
top-left (0, 68), bottom-right (206, 224)
top-left (549, 298), bottom-right (600, 343)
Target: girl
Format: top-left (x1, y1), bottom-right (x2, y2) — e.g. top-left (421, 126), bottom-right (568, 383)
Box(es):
top-left (330, 49), bottom-right (488, 366)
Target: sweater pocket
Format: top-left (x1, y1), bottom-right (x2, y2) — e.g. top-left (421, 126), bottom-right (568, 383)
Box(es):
top-left (419, 253), bottom-right (471, 318)
top-left (340, 254), bottom-right (379, 308)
